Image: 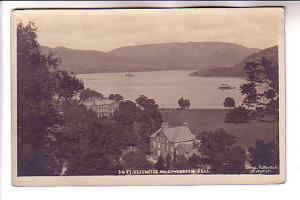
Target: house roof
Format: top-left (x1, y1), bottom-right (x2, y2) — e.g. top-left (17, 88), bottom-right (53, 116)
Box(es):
top-left (150, 125), bottom-right (196, 143)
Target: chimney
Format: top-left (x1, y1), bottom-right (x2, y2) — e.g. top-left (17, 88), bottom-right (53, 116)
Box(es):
top-left (161, 122), bottom-right (169, 129)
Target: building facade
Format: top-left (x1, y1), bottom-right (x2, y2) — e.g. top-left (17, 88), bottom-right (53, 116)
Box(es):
top-left (83, 97), bottom-right (119, 118)
top-left (149, 122), bottom-right (197, 160)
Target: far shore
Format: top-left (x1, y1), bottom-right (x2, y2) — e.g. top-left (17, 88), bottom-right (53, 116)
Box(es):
top-left (76, 68), bottom-right (198, 75)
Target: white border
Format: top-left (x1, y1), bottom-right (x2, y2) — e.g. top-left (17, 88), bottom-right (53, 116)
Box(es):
top-left (10, 7), bottom-right (286, 186)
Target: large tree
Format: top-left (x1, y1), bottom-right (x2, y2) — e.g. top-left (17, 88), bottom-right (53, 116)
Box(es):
top-left (196, 129), bottom-right (246, 174)
top-left (114, 100), bottom-right (137, 126)
top-left (240, 57), bottom-right (279, 115)
top-left (135, 95), bottom-right (163, 154)
top-left (135, 95), bottom-right (158, 110)
top-left (17, 22), bottom-right (83, 176)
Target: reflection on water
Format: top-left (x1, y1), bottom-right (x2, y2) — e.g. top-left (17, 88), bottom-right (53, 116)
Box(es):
top-left (78, 70), bottom-right (245, 109)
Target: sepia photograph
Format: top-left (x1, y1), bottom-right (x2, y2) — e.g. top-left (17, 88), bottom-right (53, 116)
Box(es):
top-left (11, 7), bottom-right (285, 186)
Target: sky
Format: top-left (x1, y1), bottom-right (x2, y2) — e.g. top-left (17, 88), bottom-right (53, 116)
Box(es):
top-left (14, 8), bottom-right (283, 51)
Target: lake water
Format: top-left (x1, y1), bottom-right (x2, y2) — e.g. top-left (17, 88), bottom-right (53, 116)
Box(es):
top-left (78, 70), bottom-right (246, 109)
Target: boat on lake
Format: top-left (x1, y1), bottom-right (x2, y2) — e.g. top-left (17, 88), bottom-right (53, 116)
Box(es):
top-left (218, 83), bottom-right (236, 90)
top-left (125, 72), bottom-right (134, 77)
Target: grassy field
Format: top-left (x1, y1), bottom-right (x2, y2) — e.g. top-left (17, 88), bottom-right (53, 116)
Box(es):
top-left (160, 109), bottom-right (279, 149)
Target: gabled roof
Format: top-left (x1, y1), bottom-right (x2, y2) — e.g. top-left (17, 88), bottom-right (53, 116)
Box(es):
top-left (150, 125), bottom-right (196, 143)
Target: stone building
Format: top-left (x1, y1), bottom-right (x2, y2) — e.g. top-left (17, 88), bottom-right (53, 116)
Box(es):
top-left (149, 122), bottom-right (197, 160)
top-left (83, 97), bottom-right (119, 118)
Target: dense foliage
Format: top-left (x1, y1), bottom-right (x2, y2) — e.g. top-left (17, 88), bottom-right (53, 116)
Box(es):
top-left (240, 57), bottom-right (279, 115)
top-left (17, 22), bottom-right (83, 176)
top-left (195, 129), bottom-right (246, 174)
top-left (59, 101), bottom-right (133, 175)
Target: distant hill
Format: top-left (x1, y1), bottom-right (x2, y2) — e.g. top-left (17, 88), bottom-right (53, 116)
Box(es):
top-left (41, 42), bottom-right (259, 74)
top-left (109, 42), bottom-right (259, 69)
top-left (189, 45), bottom-right (278, 77)
top-left (40, 46), bottom-right (153, 74)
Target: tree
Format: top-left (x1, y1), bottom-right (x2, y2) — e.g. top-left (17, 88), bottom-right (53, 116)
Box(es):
top-left (224, 106), bottom-right (249, 123)
top-left (108, 93), bottom-right (124, 101)
top-left (248, 139), bottom-right (279, 174)
top-left (114, 100), bottom-right (137, 126)
top-left (80, 88), bottom-right (103, 101)
top-left (155, 156), bottom-right (165, 170)
top-left (177, 97), bottom-right (191, 109)
top-left (135, 95), bottom-right (158, 110)
top-left (52, 70), bottom-right (84, 101)
top-left (135, 95), bottom-right (163, 154)
top-left (17, 22), bottom-right (83, 176)
top-left (196, 129), bottom-right (246, 174)
top-left (223, 97), bottom-right (236, 108)
top-left (240, 57), bottom-right (279, 115)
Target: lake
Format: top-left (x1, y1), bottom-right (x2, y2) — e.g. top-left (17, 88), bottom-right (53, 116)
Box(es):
top-left (78, 70), bottom-right (246, 109)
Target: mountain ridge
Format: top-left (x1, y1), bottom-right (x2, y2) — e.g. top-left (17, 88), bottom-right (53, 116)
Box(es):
top-left (41, 42), bottom-right (260, 74)
top-left (189, 45), bottom-right (278, 77)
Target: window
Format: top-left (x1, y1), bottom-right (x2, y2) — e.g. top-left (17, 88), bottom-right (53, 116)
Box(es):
top-left (157, 150), bottom-right (160, 156)
top-left (158, 143), bottom-right (160, 148)
top-left (153, 141), bottom-right (156, 147)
